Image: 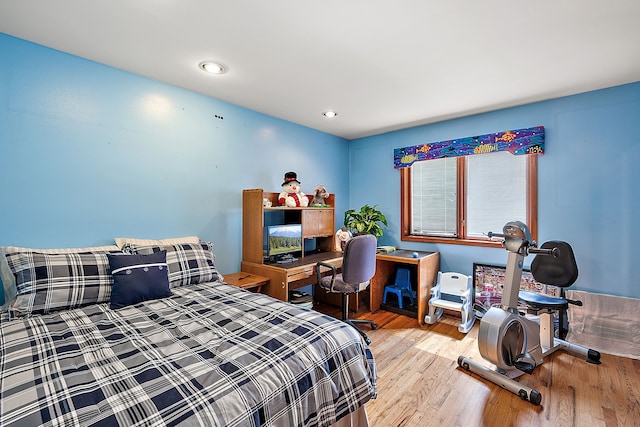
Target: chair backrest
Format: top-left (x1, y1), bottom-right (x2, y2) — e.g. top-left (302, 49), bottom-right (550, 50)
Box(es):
top-left (341, 234), bottom-right (377, 285)
top-left (437, 272), bottom-right (472, 298)
top-left (531, 240), bottom-right (578, 288)
top-left (394, 268), bottom-right (411, 290)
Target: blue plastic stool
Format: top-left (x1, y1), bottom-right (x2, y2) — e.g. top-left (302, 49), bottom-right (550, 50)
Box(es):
top-left (382, 268), bottom-right (415, 309)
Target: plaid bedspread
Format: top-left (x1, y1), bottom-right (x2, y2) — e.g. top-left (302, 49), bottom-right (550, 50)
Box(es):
top-left (0, 282), bottom-right (376, 426)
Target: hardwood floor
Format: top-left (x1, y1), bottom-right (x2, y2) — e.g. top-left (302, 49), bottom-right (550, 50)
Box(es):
top-left (315, 303), bottom-right (640, 427)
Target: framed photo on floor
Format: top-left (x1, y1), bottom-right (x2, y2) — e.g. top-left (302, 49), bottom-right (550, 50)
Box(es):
top-left (472, 263), bottom-right (559, 309)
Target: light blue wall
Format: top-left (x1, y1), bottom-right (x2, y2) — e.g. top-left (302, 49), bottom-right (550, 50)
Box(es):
top-left (0, 33), bottom-right (350, 304)
top-left (2, 32), bottom-right (639, 303)
top-left (350, 82), bottom-right (640, 299)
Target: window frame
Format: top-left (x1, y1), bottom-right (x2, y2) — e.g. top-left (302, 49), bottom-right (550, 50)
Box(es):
top-left (400, 154), bottom-right (538, 248)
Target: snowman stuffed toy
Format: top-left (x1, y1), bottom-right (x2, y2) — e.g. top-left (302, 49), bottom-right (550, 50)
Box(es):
top-left (278, 172), bottom-right (309, 207)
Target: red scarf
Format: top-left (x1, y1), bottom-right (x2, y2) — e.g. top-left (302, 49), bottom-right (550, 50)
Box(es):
top-left (279, 192), bottom-right (301, 206)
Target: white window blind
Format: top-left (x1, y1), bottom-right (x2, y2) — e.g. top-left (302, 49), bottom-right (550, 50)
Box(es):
top-left (466, 151), bottom-right (527, 237)
top-left (411, 157), bottom-right (457, 236)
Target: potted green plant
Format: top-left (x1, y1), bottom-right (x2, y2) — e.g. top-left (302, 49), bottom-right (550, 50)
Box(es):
top-left (343, 205), bottom-right (388, 238)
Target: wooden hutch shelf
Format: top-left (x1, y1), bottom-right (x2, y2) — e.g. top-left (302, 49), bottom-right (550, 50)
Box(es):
top-left (240, 188), bottom-right (342, 303)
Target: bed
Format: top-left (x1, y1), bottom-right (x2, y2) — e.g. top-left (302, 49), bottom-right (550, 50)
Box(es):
top-left (0, 238), bottom-right (376, 427)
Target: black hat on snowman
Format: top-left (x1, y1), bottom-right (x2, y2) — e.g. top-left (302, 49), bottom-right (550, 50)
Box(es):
top-left (282, 171), bottom-right (301, 186)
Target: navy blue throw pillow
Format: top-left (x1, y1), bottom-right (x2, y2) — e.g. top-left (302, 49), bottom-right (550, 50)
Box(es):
top-left (108, 251), bottom-right (172, 309)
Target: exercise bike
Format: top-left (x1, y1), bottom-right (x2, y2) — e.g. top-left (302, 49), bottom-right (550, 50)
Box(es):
top-left (458, 221), bottom-right (601, 405)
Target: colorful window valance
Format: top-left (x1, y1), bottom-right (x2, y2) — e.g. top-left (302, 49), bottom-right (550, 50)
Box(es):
top-left (394, 125), bottom-right (544, 168)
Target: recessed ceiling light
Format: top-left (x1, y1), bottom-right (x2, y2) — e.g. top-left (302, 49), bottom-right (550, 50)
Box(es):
top-left (199, 61), bottom-right (227, 75)
top-left (323, 111), bottom-right (337, 118)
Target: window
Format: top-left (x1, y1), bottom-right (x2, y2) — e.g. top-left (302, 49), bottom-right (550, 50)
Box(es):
top-left (401, 152), bottom-right (538, 247)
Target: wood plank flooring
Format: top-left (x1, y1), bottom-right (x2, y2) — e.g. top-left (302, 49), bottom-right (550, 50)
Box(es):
top-left (314, 303), bottom-right (640, 427)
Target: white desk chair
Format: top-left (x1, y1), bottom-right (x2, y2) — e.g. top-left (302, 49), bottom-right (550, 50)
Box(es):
top-left (425, 271), bottom-right (475, 333)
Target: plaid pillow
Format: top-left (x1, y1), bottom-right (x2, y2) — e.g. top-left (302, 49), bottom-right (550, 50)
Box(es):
top-left (6, 251), bottom-right (115, 316)
top-left (1, 245), bottom-right (120, 311)
top-left (129, 242), bottom-right (221, 288)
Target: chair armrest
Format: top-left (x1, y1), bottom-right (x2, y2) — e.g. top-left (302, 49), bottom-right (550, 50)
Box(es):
top-left (460, 289), bottom-right (471, 302)
top-left (430, 283), bottom-right (441, 299)
top-left (316, 262), bottom-right (337, 292)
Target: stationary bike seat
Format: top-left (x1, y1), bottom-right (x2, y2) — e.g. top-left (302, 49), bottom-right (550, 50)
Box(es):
top-left (518, 291), bottom-right (568, 310)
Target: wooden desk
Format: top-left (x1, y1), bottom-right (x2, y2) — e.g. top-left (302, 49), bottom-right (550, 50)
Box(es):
top-left (224, 272), bottom-right (269, 292)
top-left (241, 249), bottom-right (439, 325)
top-left (241, 252), bottom-right (343, 302)
top-left (370, 250), bottom-right (440, 326)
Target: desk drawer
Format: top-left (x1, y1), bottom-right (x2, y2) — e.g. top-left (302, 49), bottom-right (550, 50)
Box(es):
top-left (286, 257), bottom-right (342, 283)
top-left (288, 266), bottom-right (316, 283)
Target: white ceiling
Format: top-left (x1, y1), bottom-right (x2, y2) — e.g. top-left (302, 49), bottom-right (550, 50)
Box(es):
top-left (1, 1), bottom-right (639, 140)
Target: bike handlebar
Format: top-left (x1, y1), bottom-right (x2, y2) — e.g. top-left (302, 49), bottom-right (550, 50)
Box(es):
top-left (529, 247), bottom-right (559, 258)
top-left (487, 230), bottom-right (559, 258)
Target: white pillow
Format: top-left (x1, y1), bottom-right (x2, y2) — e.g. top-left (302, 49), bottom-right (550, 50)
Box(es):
top-left (114, 236), bottom-right (200, 250)
top-left (0, 245), bottom-right (120, 311)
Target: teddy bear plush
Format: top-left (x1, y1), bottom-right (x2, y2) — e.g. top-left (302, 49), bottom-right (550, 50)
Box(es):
top-left (334, 227), bottom-right (353, 252)
top-left (310, 185), bottom-right (329, 206)
top-left (278, 172), bottom-right (309, 207)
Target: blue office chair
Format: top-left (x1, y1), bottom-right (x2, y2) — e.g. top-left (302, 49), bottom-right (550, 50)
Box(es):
top-left (317, 234), bottom-right (378, 344)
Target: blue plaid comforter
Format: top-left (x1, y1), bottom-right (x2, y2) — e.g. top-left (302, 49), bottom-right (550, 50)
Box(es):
top-left (0, 282), bottom-right (376, 426)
